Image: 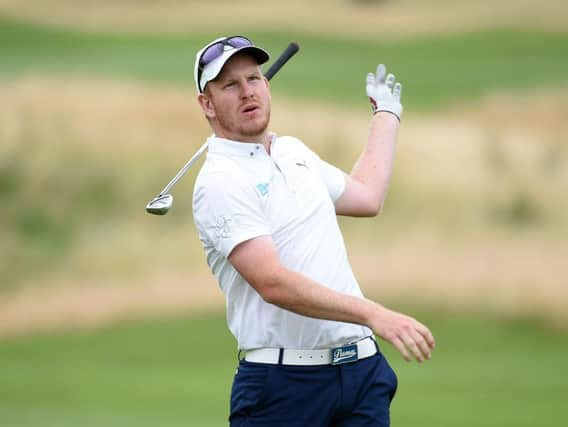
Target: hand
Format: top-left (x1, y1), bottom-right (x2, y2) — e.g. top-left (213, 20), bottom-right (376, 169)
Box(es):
top-left (370, 306), bottom-right (435, 362)
top-left (366, 64), bottom-right (403, 120)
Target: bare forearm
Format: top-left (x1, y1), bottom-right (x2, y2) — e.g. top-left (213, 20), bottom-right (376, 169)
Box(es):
top-left (262, 264), bottom-right (379, 327)
top-left (335, 64), bottom-right (403, 216)
top-left (334, 112), bottom-right (400, 216)
top-left (262, 265), bottom-right (435, 362)
top-left (350, 112), bottom-right (399, 209)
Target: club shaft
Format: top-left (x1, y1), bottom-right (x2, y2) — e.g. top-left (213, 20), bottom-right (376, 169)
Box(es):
top-left (157, 141), bottom-right (208, 196)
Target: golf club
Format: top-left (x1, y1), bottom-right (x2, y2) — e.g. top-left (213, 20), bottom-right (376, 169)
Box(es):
top-left (146, 41), bottom-right (300, 215)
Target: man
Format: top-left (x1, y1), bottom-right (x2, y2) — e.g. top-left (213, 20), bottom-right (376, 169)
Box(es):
top-left (192, 35), bottom-right (435, 427)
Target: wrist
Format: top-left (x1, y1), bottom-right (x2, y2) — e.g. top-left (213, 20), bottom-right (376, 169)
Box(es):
top-left (362, 299), bottom-right (385, 330)
top-left (368, 98), bottom-right (402, 120)
top-left (374, 110), bottom-right (401, 122)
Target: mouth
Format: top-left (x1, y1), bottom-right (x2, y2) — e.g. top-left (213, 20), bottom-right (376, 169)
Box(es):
top-left (242, 104), bottom-right (260, 114)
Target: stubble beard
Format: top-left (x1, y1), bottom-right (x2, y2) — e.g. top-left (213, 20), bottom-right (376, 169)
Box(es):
top-left (216, 105), bottom-right (271, 142)
top-left (239, 107), bottom-right (271, 139)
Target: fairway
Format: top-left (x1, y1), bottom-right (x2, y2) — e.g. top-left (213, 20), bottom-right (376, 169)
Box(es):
top-left (0, 311), bottom-right (566, 427)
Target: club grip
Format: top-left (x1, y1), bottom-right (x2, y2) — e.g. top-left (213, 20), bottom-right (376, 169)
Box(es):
top-left (264, 42), bottom-right (300, 81)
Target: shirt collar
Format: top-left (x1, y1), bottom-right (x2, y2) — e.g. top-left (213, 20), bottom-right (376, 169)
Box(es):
top-left (207, 134), bottom-right (277, 158)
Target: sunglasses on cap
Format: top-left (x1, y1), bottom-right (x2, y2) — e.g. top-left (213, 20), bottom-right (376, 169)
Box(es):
top-left (198, 36), bottom-right (253, 70)
top-left (196, 36), bottom-right (253, 90)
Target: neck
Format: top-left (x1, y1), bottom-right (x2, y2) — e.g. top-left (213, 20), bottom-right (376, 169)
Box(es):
top-left (215, 130), bottom-right (272, 153)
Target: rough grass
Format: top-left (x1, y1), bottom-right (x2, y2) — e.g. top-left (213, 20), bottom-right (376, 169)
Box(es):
top-left (1, 79), bottom-right (567, 334)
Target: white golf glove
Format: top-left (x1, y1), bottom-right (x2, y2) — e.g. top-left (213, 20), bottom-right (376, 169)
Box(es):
top-left (366, 64), bottom-right (403, 120)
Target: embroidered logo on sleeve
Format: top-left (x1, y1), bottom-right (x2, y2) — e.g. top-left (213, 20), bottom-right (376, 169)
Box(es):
top-left (256, 183), bottom-right (270, 196)
top-left (215, 215), bottom-right (233, 239)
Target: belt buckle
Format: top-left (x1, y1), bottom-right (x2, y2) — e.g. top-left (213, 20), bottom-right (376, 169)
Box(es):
top-left (330, 343), bottom-right (358, 365)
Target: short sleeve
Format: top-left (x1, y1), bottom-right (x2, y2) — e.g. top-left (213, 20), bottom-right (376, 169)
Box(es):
top-left (315, 157), bottom-right (347, 202)
top-left (277, 136), bottom-right (347, 203)
top-left (193, 172), bottom-right (271, 258)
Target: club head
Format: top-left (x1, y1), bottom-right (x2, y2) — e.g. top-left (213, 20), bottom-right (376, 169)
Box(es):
top-left (145, 194), bottom-right (173, 215)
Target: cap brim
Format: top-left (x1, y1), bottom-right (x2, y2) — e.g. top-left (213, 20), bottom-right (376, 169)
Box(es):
top-left (198, 46), bottom-right (270, 93)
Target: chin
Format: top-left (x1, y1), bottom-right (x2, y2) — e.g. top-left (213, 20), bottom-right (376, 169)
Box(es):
top-left (241, 117), bottom-right (270, 138)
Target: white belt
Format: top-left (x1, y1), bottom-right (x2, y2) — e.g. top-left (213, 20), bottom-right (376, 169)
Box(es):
top-left (244, 337), bottom-right (377, 366)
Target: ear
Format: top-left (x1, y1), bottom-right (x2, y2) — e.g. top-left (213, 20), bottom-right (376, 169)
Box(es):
top-left (264, 77), bottom-right (271, 102)
top-left (197, 93), bottom-right (216, 120)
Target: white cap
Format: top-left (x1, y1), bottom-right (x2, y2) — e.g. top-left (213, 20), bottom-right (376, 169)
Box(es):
top-left (194, 36), bottom-right (270, 94)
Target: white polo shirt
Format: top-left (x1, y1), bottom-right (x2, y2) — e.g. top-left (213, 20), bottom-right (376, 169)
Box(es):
top-left (192, 134), bottom-right (372, 350)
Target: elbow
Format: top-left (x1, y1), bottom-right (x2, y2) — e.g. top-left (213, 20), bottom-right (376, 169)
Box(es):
top-left (357, 185), bottom-right (387, 217)
top-left (260, 286), bottom-right (281, 306)
top-left (359, 197), bottom-right (384, 217)
top-left (374, 200), bottom-right (386, 216)
top-left (367, 202), bottom-right (382, 217)
top-left (254, 266), bottom-right (287, 306)
top-left (259, 284), bottom-right (288, 307)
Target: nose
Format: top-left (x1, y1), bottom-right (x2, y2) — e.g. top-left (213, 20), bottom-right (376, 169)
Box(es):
top-left (240, 81), bottom-right (254, 98)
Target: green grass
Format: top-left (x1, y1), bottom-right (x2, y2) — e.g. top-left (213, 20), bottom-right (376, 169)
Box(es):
top-left (0, 313), bottom-right (236, 427)
top-left (1, 17), bottom-right (568, 109)
top-left (0, 310), bottom-right (566, 427)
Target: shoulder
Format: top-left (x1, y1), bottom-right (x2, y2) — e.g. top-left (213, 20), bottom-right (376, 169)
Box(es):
top-left (194, 153), bottom-right (245, 192)
top-left (273, 135), bottom-right (319, 163)
top-left (192, 154), bottom-right (258, 211)
top-left (275, 135), bottom-right (310, 153)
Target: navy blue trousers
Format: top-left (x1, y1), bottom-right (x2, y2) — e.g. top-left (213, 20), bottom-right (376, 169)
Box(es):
top-left (229, 351), bottom-right (398, 427)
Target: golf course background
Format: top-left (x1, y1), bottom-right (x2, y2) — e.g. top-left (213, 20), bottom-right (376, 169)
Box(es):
top-left (1, 1), bottom-right (567, 426)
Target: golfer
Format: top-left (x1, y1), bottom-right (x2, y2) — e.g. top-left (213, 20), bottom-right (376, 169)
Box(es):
top-left (192, 35), bottom-right (435, 427)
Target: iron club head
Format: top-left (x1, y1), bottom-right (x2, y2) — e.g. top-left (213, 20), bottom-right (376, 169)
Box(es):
top-left (145, 194), bottom-right (173, 215)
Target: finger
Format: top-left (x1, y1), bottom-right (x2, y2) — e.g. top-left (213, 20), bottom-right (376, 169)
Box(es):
top-left (401, 333), bottom-right (425, 362)
top-left (410, 329), bottom-right (432, 361)
top-left (393, 82), bottom-right (402, 101)
top-left (366, 72), bottom-right (375, 86)
top-left (376, 64), bottom-right (386, 83)
top-left (391, 337), bottom-right (412, 362)
top-left (386, 73), bottom-right (396, 90)
top-left (416, 323), bottom-right (436, 349)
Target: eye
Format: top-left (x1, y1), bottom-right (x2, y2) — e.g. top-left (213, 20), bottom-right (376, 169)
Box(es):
top-left (223, 81), bottom-right (236, 89)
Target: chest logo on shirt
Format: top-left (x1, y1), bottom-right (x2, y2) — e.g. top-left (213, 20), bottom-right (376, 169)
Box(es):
top-left (296, 159), bottom-right (309, 169)
top-left (256, 183), bottom-right (270, 196)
